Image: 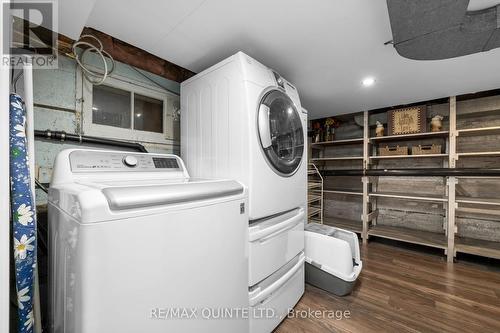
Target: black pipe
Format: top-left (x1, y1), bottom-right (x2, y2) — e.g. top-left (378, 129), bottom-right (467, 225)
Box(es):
top-left (321, 168), bottom-right (500, 177)
top-left (367, 168), bottom-right (500, 177)
top-left (34, 130), bottom-right (148, 153)
top-left (320, 169), bottom-right (365, 176)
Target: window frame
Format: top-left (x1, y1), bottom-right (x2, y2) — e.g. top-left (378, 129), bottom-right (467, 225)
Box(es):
top-left (81, 72), bottom-right (177, 144)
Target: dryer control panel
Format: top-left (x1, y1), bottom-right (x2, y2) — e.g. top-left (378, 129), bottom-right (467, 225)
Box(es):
top-left (69, 150), bottom-right (182, 172)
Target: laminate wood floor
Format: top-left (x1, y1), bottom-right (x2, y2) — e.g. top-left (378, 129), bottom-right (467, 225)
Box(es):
top-left (275, 241), bottom-right (500, 333)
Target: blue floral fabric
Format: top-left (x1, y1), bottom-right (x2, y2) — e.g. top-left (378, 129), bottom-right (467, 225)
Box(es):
top-left (10, 94), bottom-right (36, 333)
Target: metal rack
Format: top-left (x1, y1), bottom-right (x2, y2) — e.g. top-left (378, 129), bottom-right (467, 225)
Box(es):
top-left (307, 163), bottom-right (323, 224)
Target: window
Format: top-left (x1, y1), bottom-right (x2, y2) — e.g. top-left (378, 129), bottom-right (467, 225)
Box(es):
top-left (82, 75), bottom-right (179, 144)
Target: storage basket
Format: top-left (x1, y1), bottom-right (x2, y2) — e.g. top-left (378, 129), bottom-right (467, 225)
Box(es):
top-left (379, 145), bottom-right (408, 156)
top-left (412, 144), bottom-right (441, 155)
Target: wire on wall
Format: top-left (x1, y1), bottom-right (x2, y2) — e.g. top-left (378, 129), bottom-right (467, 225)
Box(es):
top-left (72, 35), bottom-right (115, 85)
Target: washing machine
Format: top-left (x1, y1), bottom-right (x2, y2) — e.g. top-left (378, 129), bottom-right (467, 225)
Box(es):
top-left (48, 149), bottom-right (249, 333)
top-left (181, 52), bottom-right (306, 332)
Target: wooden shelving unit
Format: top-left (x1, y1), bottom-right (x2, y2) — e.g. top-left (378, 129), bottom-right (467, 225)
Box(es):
top-left (369, 131), bottom-right (449, 142)
top-left (311, 137), bottom-right (364, 147)
top-left (455, 237), bottom-right (500, 260)
top-left (324, 189), bottom-right (363, 196)
top-left (311, 156), bottom-right (363, 162)
top-left (368, 225), bottom-right (448, 250)
top-left (369, 192), bottom-right (447, 202)
top-left (323, 216), bottom-right (363, 233)
top-left (457, 126), bottom-right (500, 136)
top-left (309, 95), bottom-right (500, 262)
top-left (369, 154), bottom-right (448, 160)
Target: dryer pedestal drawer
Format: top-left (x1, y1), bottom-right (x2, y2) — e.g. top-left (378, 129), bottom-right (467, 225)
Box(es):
top-left (249, 252), bottom-right (305, 333)
top-left (248, 208), bottom-right (305, 286)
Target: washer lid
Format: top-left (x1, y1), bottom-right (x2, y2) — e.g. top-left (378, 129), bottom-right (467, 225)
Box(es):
top-left (84, 179), bottom-right (244, 211)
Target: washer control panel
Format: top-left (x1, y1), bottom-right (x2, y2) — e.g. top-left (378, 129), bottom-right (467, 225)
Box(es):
top-left (69, 150), bottom-right (181, 172)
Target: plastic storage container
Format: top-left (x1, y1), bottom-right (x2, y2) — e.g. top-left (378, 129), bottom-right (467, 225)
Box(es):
top-left (304, 223), bottom-right (362, 296)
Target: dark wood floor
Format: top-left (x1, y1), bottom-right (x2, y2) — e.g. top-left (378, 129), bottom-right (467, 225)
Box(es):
top-left (275, 241), bottom-right (500, 333)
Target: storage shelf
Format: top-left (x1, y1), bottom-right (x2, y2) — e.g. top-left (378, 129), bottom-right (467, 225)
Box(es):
top-left (457, 126), bottom-right (500, 137)
top-left (370, 131), bottom-right (449, 142)
top-left (308, 207), bottom-right (322, 218)
top-left (308, 194), bottom-right (322, 204)
top-left (311, 156), bottom-right (364, 162)
top-left (311, 138), bottom-right (364, 148)
top-left (324, 189), bottom-right (363, 196)
top-left (457, 151), bottom-right (500, 158)
top-left (324, 217), bottom-right (363, 233)
top-left (308, 182), bottom-right (322, 190)
top-left (456, 196), bottom-right (500, 206)
top-left (368, 225), bottom-right (447, 250)
top-left (370, 153), bottom-right (448, 160)
top-left (455, 237), bottom-right (500, 260)
top-left (369, 191), bottom-right (447, 202)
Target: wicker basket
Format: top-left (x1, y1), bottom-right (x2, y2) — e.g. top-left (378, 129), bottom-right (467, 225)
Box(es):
top-left (379, 145), bottom-right (408, 156)
top-left (412, 144), bottom-right (442, 155)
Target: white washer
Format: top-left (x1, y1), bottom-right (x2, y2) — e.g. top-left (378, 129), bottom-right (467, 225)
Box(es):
top-left (48, 149), bottom-right (249, 333)
top-left (181, 52), bottom-right (306, 332)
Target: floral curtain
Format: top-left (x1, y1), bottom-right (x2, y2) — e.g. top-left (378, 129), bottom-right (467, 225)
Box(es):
top-left (10, 93), bottom-right (36, 333)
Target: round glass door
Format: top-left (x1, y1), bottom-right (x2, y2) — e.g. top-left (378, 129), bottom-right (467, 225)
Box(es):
top-left (257, 89), bottom-right (304, 176)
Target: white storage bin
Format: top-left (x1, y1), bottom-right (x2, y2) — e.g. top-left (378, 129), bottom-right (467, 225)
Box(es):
top-left (304, 223), bottom-right (362, 296)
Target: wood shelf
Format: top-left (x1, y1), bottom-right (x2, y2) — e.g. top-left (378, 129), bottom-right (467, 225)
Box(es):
top-left (370, 131), bottom-right (449, 142)
top-left (311, 138), bottom-right (364, 147)
top-left (324, 189), bottom-right (363, 196)
top-left (368, 225), bottom-right (447, 250)
top-left (457, 126), bottom-right (500, 137)
top-left (311, 156), bottom-right (364, 162)
top-left (370, 153), bottom-right (448, 160)
top-left (369, 191), bottom-right (448, 202)
top-left (323, 217), bottom-right (363, 233)
top-left (457, 151), bottom-right (500, 158)
top-left (456, 196), bottom-right (500, 206)
top-left (455, 237), bottom-right (500, 260)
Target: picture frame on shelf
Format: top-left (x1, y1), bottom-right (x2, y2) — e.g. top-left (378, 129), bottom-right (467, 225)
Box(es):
top-left (388, 106), bottom-right (426, 135)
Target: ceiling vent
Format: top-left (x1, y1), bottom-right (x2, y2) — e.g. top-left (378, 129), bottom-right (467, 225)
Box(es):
top-left (386, 0), bottom-right (500, 60)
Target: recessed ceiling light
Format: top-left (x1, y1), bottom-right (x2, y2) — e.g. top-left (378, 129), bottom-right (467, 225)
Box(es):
top-left (362, 77), bottom-right (376, 87)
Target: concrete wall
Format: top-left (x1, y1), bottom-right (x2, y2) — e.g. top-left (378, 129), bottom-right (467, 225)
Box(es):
top-left (18, 54), bottom-right (181, 206)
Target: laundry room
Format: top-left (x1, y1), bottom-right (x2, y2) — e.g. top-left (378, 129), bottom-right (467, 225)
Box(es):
top-left (1, 1), bottom-right (500, 333)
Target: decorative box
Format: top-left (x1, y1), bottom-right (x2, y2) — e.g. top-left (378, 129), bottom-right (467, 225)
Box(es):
top-left (379, 145), bottom-right (408, 156)
top-left (412, 144), bottom-right (442, 155)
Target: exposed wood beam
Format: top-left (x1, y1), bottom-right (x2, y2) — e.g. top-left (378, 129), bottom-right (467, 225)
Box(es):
top-left (79, 27), bottom-right (195, 83)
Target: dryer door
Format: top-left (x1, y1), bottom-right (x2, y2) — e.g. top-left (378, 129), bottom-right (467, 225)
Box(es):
top-left (257, 89), bottom-right (304, 176)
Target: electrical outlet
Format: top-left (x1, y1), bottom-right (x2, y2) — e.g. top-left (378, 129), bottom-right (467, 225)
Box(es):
top-left (38, 166), bottom-right (53, 183)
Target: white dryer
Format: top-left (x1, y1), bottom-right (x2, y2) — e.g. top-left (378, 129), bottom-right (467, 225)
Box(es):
top-left (181, 51), bottom-right (307, 221)
top-left (48, 149), bottom-right (249, 333)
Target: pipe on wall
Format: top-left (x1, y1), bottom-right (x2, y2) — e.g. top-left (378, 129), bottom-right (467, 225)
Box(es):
top-left (321, 168), bottom-right (500, 177)
top-left (34, 130), bottom-right (148, 153)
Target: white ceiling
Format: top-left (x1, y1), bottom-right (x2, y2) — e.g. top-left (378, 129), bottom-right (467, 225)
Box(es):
top-left (61, 0), bottom-right (500, 119)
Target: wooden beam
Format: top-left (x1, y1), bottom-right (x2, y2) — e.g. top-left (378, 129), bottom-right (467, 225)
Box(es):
top-left (13, 18), bottom-right (195, 83)
top-left (79, 27), bottom-right (195, 83)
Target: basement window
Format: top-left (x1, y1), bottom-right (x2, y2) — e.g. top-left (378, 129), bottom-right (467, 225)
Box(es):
top-left (82, 75), bottom-right (179, 144)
